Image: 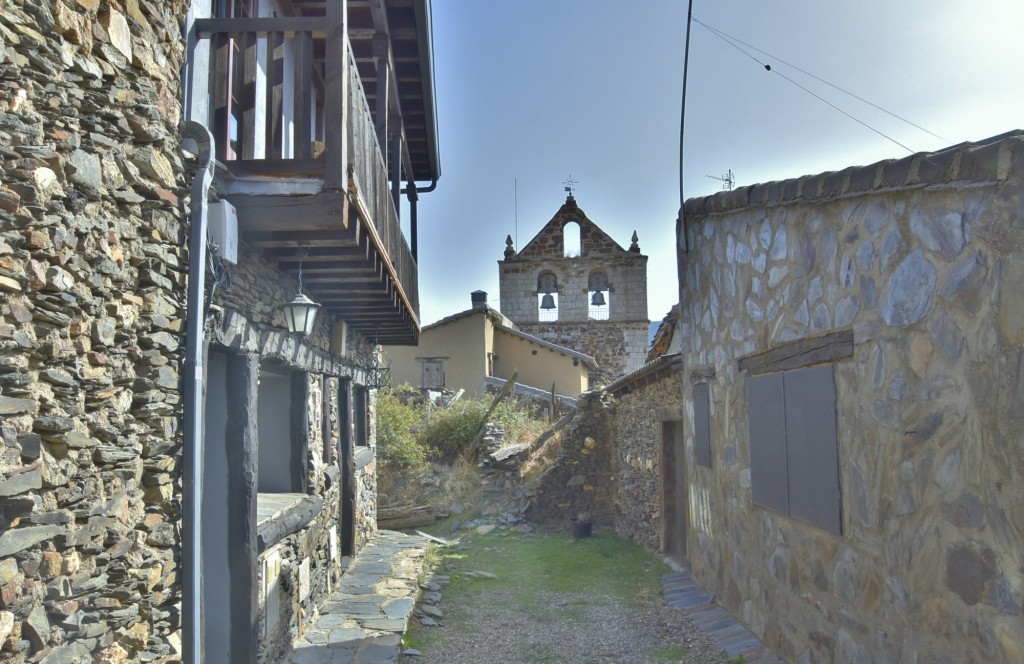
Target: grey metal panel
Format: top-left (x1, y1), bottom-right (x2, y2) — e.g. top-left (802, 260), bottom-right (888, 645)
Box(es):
top-left (784, 364), bottom-right (842, 534)
top-left (693, 383), bottom-right (712, 468)
top-left (746, 373), bottom-right (789, 515)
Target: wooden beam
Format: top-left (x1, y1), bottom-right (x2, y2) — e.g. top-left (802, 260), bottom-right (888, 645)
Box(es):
top-left (195, 17), bottom-right (326, 37)
top-left (738, 329), bottom-right (855, 375)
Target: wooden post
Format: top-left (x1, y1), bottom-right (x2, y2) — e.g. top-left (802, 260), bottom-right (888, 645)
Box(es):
top-left (323, 1), bottom-right (347, 191)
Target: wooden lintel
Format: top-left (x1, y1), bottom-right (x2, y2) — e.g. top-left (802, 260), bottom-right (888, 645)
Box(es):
top-left (739, 329), bottom-right (855, 375)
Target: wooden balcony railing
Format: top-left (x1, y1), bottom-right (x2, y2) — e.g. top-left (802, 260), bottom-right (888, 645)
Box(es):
top-left (194, 16), bottom-right (419, 322)
top-left (345, 39), bottom-right (419, 317)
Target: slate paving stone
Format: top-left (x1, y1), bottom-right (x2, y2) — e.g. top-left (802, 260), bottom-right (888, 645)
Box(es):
top-left (661, 562), bottom-right (784, 664)
top-left (284, 531), bottom-right (428, 664)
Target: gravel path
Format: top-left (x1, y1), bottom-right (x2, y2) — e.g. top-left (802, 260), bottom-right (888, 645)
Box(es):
top-left (406, 546), bottom-right (730, 664)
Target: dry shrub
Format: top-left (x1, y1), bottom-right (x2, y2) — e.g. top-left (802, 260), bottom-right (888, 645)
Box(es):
top-left (520, 428), bottom-right (564, 485)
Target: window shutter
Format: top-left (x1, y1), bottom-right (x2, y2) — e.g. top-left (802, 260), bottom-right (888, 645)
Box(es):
top-left (783, 365), bottom-right (842, 534)
top-left (747, 372), bottom-right (789, 515)
top-left (693, 382), bottom-right (712, 467)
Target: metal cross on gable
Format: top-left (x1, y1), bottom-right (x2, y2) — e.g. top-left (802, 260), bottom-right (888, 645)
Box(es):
top-left (563, 174), bottom-right (578, 196)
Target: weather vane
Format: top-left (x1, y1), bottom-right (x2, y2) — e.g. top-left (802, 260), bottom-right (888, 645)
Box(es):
top-left (563, 174), bottom-right (578, 196)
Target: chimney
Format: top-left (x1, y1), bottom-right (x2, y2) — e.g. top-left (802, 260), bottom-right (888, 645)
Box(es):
top-left (471, 290), bottom-right (487, 309)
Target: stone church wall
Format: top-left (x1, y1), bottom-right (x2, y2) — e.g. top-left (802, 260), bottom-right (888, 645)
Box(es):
top-left (675, 134), bottom-right (1024, 663)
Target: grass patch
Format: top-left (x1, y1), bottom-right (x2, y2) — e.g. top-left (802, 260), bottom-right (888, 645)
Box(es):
top-left (421, 530), bottom-right (668, 609)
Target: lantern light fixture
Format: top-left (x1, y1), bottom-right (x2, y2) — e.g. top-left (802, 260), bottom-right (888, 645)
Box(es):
top-left (281, 251), bottom-right (321, 336)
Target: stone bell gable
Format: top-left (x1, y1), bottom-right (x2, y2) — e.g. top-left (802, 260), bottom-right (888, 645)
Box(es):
top-left (513, 196), bottom-right (635, 259)
top-left (498, 195), bottom-right (649, 383)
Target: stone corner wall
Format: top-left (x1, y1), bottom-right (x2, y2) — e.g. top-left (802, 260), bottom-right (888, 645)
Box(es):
top-left (1, 1), bottom-right (191, 661)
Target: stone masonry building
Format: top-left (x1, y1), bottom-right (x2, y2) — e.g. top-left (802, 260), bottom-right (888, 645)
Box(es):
top-left (0, 1), bottom-right (439, 662)
top-left (498, 194), bottom-right (649, 384)
top-left (607, 131), bottom-right (1024, 663)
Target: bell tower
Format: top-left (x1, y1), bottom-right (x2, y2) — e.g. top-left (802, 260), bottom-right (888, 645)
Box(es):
top-left (498, 193), bottom-right (649, 384)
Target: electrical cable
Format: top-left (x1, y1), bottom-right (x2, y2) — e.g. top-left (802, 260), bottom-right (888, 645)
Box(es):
top-left (693, 18), bottom-right (946, 143)
top-left (692, 16), bottom-right (939, 160)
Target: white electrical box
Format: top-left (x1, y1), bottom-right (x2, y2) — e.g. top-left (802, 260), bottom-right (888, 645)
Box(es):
top-left (208, 199), bottom-right (238, 264)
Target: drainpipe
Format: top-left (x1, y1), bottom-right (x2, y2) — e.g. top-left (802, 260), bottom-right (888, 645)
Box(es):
top-left (401, 179), bottom-right (436, 262)
top-left (180, 120), bottom-right (214, 664)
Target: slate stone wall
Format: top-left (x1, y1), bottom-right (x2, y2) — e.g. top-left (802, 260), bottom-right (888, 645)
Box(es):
top-left (526, 391), bottom-right (617, 528)
top-left (609, 376), bottom-right (682, 553)
top-left (0, 2), bottom-right (382, 660)
top-left (0, 1), bottom-right (190, 660)
top-left (676, 133), bottom-right (1024, 663)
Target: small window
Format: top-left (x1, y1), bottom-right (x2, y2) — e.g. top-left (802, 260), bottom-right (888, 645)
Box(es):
top-left (747, 364), bottom-right (841, 534)
top-left (421, 359), bottom-right (445, 388)
top-left (353, 385), bottom-right (368, 447)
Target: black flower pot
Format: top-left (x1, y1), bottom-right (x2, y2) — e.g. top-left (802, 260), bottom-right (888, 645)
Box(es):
top-left (569, 517), bottom-right (592, 539)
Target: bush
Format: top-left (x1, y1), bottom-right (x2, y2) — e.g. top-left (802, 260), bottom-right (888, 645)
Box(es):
top-left (376, 389), bottom-right (429, 473)
top-left (419, 399), bottom-right (487, 461)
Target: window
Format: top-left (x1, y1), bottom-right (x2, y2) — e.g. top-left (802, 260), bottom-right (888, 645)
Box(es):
top-left (746, 364), bottom-right (841, 534)
top-left (693, 382), bottom-right (712, 467)
top-left (353, 385), bottom-right (368, 447)
top-left (421, 359), bottom-right (445, 388)
top-left (257, 360), bottom-right (304, 493)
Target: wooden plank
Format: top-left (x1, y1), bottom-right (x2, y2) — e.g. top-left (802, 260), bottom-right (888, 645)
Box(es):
top-left (224, 158), bottom-right (325, 178)
top-left (738, 329), bottom-right (854, 375)
top-left (294, 31), bottom-right (313, 160)
top-left (227, 192), bottom-right (346, 231)
top-left (265, 31), bottom-right (284, 160)
top-left (195, 17), bottom-right (326, 37)
top-left (322, 1), bottom-right (347, 191)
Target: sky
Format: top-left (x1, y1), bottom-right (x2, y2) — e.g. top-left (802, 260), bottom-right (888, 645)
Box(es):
top-left (412, 0), bottom-right (1024, 327)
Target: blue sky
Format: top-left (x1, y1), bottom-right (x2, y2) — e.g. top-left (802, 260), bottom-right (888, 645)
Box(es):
top-left (413, 0), bottom-right (1023, 326)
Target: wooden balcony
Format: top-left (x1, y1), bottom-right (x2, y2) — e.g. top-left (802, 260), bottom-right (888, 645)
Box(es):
top-left (194, 2), bottom-right (436, 345)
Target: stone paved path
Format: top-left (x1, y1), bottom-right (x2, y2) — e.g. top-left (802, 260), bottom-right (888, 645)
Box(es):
top-left (662, 567), bottom-right (785, 664)
top-left (285, 530), bottom-right (428, 664)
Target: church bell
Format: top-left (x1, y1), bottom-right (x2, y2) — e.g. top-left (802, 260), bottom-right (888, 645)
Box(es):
top-left (590, 291), bottom-right (606, 307)
top-left (540, 293), bottom-right (556, 310)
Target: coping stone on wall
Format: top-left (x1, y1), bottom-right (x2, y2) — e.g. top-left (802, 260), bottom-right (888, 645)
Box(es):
top-left (683, 131), bottom-right (1024, 219)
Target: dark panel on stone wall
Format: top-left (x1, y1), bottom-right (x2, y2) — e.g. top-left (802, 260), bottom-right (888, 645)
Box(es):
top-left (784, 364), bottom-right (842, 534)
top-left (747, 373), bottom-right (789, 515)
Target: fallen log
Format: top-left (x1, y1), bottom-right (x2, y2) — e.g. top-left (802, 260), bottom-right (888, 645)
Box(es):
top-left (376, 504), bottom-right (448, 530)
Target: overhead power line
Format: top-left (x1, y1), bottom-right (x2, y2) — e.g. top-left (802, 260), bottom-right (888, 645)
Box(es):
top-left (692, 16), bottom-right (944, 158)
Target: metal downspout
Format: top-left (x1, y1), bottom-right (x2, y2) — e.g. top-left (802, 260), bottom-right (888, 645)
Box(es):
top-left (180, 120), bottom-right (214, 664)
top-left (401, 180), bottom-right (436, 263)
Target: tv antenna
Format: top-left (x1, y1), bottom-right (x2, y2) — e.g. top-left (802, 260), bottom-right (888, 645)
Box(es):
top-left (706, 169), bottom-right (735, 191)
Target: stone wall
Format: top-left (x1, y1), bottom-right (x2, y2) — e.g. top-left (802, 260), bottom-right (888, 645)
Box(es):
top-left (0, 1), bottom-right (190, 660)
top-left (499, 254), bottom-right (648, 324)
top-left (526, 392), bottom-right (617, 528)
top-left (609, 375), bottom-right (682, 553)
top-left (517, 321), bottom-right (649, 385)
top-left (676, 133), bottom-right (1024, 663)
top-left (0, 2), bottom-right (384, 660)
